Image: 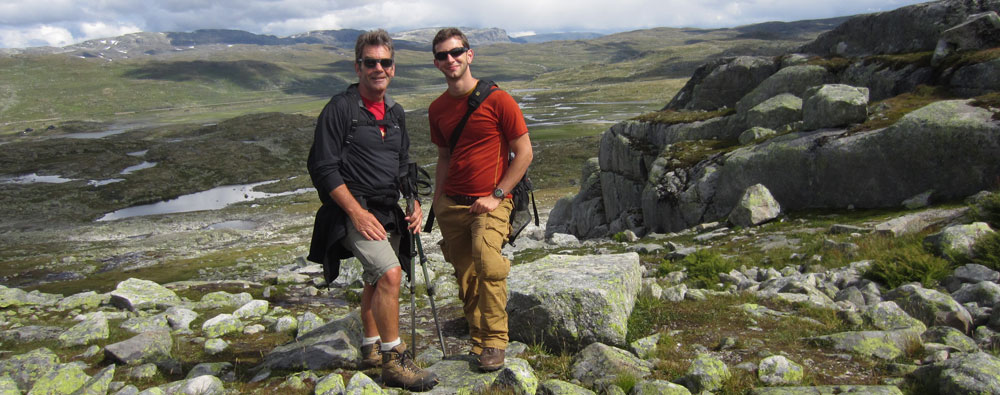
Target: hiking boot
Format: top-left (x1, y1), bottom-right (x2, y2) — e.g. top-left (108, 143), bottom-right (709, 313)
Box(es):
top-left (360, 341), bottom-right (381, 369)
top-left (479, 347), bottom-right (505, 371)
top-left (382, 343), bottom-right (438, 391)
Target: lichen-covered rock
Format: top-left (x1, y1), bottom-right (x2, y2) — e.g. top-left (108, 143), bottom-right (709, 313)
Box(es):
top-left (948, 57), bottom-right (1000, 97)
top-left (272, 315), bottom-right (298, 333)
top-left (665, 56), bottom-right (779, 111)
top-left (204, 339), bottom-right (228, 355)
top-left (72, 363), bottom-right (114, 395)
top-left (746, 94), bottom-right (802, 131)
top-left (493, 358), bottom-right (539, 395)
top-left (749, 386), bottom-right (903, 395)
top-left (507, 253), bottom-right (642, 352)
top-left (344, 372), bottom-right (385, 395)
top-left (201, 314), bottom-right (244, 339)
top-left (165, 307), bottom-right (198, 332)
top-left (921, 326), bottom-right (979, 353)
top-left (926, 222), bottom-right (996, 259)
top-left (570, 343), bottom-right (651, 387)
top-left (0, 285), bottom-right (34, 308)
top-left (198, 291), bottom-right (253, 310)
top-left (727, 183), bottom-right (781, 228)
top-left (885, 283), bottom-right (974, 333)
top-left (863, 301), bottom-right (927, 332)
top-left (2, 326), bottom-right (63, 343)
top-left (631, 380), bottom-right (691, 395)
top-left (103, 330), bottom-right (173, 366)
top-left (676, 353), bottom-right (731, 393)
top-left (0, 375), bottom-right (18, 394)
top-left (420, 354), bottom-right (511, 394)
top-left (120, 314), bottom-right (171, 335)
top-left (260, 312), bottom-right (362, 371)
top-left (109, 278), bottom-right (181, 311)
top-left (314, 373), bottom-right (346, 395)
top-left (27, 362), bottom-right (89, 395)
top-left (0, 347), bottom-right (59, 391)
top-left (944, 264), bottom-right (1000, 293)
top-left (802, 84), bottom-right (869, 130)
top-left (152, 375), bottom-right (225, 395)
top-left (295, 312), bottom-right (324, 339)
top-left (807, 329), bottom-right (921, 360)
top-left (630, 333), bottom-right (661, 360)
top-left (233, 300), bottom-right (269, 320)
top-left (129, 363), bottom-right (158, 379)
top-left (952, 281), bottom-right (1000, 308)
top-left (933, 11), bottom-right (1000, 65)
top-left (59, 312), bottom-right (110, 347)
top-left (186, 362), bottom-right (234, 381)
top-left (536, 379), bottom-right (597, 395)
top-left (736, 65), bottom-right (834, 114)
top-left (910, 351), bottom-right (1000, 394)
top-left (739, 127), bottom-right (778, 145)
top-left (758, 355), bottom-right (804, 385)
top-left (56, 291), bottom-right (106, 311)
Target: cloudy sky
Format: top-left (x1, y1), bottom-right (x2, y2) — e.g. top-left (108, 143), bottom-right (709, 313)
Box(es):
top-left (0, 0), bottom-right (929, 49)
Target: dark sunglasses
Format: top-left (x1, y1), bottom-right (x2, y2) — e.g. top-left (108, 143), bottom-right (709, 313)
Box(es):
top-left (358, 58), bottom-right (394, 68)
top-left (434, 47), bottom-right (469, 61)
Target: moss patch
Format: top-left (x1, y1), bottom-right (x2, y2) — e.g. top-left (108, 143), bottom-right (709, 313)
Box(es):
top-left (632, 108), bottom-right (735, 126)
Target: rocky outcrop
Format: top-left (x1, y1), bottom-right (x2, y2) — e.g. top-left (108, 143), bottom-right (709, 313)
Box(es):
top-left (800, 0), bottom-right (1000, 56)
top-left (665, 56), bottom-right (780, 111)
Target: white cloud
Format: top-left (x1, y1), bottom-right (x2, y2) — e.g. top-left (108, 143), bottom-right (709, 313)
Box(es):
top-left (0, 25), bottom-right (74, 48)
top-left (81, 22), bottom-right (142, 40)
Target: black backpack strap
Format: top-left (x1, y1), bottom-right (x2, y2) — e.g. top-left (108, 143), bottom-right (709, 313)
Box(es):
top-left (447, 79), bottom-right (498, 152)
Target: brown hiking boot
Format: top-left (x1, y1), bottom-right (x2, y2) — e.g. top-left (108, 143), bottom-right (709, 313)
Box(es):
top-left (359, 341), bottom-right (381, 369)
top-left (381, 343), bottom-right (438, 391)
top-left (479, 347), bottom-right (505, 371)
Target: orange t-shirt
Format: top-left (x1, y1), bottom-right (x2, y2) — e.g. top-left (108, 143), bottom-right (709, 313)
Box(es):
top-left (429, 87), bottom-right (529, 197)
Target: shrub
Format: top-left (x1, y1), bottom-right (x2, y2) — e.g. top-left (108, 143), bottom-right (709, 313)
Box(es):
top-left (970, 191), bottom-right (1000, 229)
top-left (680, 249), bottom-right (740, 288)
top-left (864, 243), bottom-right (953, 289)
top-left (971, 231), bottom-right (1000, 271)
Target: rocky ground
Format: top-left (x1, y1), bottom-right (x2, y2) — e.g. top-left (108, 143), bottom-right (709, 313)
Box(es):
top-left (2, 187), bottom-right (1000, 394)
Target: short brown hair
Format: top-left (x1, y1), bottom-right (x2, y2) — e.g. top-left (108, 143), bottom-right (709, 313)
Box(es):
top-left (432, 28), bottom-right (470, 52)
top-left (355, 29), bottom-right (394, 61)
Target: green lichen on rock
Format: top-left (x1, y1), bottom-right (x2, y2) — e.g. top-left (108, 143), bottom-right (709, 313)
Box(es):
top-left (315, 373), bottom-right (346, 395)
top-left (0, 347), bottom-right (59, 391)
top-left (58, 312), bottom-right (110, 347)
top-left (201, 314), bottom-right (244, 338)
top-left (679, 353), bottom-right (731, 392)
top-left (808, 329), bottom-right (920, 360)
top-left (27, 363), bottom-right (89, 395)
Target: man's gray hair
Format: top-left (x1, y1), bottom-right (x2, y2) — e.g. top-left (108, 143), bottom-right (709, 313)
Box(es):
top-left (355, 29), bottom-right (394, 60)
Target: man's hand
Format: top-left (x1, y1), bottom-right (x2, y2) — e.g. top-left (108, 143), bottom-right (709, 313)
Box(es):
top-left (405, 200), bottom-right (423, 234)
top-left (349, 209), bottom-right (388, 240)
top-left (470, 196), bottom-right (502, 214)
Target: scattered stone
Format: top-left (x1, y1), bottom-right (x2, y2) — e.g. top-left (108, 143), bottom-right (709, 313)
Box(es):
top-left (109, 278), bottom-right (181, 311)
top-left (260, 312), bottom-right (362, 371)
top-left (1, 325), bottom-right (63, 343)
top-left (537, 379), bottom-right (597, 395)
top-left (807, 329), bottom-right (921, 360)
top-left (344, 371), bottom-right (384, 394)
top-left (802, 84), bottom-right (869, 130)
top-left (885, 283), bottom-right (973, 333)
top-left (59, 311), bottom-right (110, 347)
top-left (0, 347), bottom-right (59, 390)
top-left (911, 351), bottom-right (1000, 394)
top-left (152, 375), bottom-right (225, 395)
top-left (944, 264), bottom-right (1000, 293)
top-left (631, 379), bottom-right (692, 395)
top-left (202, 314), bottom-right (244, 338)
top-left (272, 315), bottom-right (298, 333)
top-left (630, 333), bottom-right (661, 359)
top-left (56, 291), bottom-right (106, 311)
top-left (128, 363), bottom-right (158, 379)
top-left (165, 307), bottom-right (199, 332)
top-left (120, 314), bottom-right (170, 334)
top-left (243, 324), bottom-right (265, 335)
top-left (926, 222), bottom-right (995, 259)
top-left (494, 357), bottom-right (540, 395)
top-left (676, 353), bottom-right (731, 393)
top-left (28, 362), bottom-right (89, 394)
top-left (921, 326), bottom-right (979, 353)
top-left (863, 301), bottom-right (927, 332)
top-left (199, 291), bottom-right (253, 310)
top-left (747, 93), bottom-right (802, 131)
top-left (758, 355), bottom-right (804, 385)
top-left (952, 281), bottom-right (1000, 308)
top-left (749, 386), bottom-right (903, 394)
top-left (728, 184), bottom-right (781, 228)
top-left (314, 373), bottom-right (346, 395)
top-left (570, 343), bottom-right (652, 387)
top-left (296, 311), bottom-right (324, 339)
top-left (186, 362), bottom-right (235, 382)
top-left (204, 338), bottom-right (229, 355)
top-left (233, 300), bottom-right (269, 319)
top-left (104, 331), bottom-right (173, 366)
top-left (76, 364), bottom-right (115, 395)
top-left (873, 208), bottom-right (966, 237)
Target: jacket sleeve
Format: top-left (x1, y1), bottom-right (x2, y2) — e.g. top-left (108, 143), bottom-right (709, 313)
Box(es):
top-left (396, 104), bottom-right (410, 181)
top-left (308, 97), bottom-right (349, 198)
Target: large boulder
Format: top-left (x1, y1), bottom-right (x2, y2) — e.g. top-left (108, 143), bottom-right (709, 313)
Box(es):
top-left (259, 311), bottom-right (363, 371)
top-left (840, 58), bottom-right (934, 102)
top-left (947, 57), bottom-right (1000, 97)
top-left (925, 222), bottom-right (996, 259)
top-left (727, 183), bottom-right (782, 228)
top-left (807, 329), bottom-right (922, 360)
top-left (59, 312), bottom-right (110, 347)
top-left (104, 330), bottom-right (173, 366)
top-left (885, 284), bottom-right (974, 333)
top-left (109, 278), bottom-right (181, 311)
top-left (735, 65), bottom-right (834, 114)
top-left (664, 56), bottom-right (779, 111)
top-left (507, 253), bottom-right (642, 352)
top-left (0, 348), bottom-right (59, 391)
top-left (801, 84), bottom-right (869, 130)
top-left (910, 351), bottom-right (1000, 394)
top-left (746, 94), bottom-right (802, 131)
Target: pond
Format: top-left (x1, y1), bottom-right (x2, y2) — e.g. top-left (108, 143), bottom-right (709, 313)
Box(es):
top-left (98, 180), bottom-right (312, 221)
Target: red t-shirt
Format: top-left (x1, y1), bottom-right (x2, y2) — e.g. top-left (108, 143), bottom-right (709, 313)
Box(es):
top-left (429, 87), bottom-right (528, 196)
top-left (362, 96), bottom-right (386, 137)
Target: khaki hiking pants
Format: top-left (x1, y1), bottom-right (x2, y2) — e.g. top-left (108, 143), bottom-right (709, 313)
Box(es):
top-left (435, 195), bottom-right (513, 352)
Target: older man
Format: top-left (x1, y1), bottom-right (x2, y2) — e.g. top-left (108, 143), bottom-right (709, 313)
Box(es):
top-left (307, 29), bottom-right (437, 391)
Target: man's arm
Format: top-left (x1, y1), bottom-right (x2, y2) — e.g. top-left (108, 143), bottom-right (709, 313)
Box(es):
top-left (470, 132), bottom-right (532, 214)
top-left (330, 185), bottom-right (387, 241)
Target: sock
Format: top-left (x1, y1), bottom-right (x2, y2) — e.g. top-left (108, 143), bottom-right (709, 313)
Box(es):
top-left (381, 338), bottom-right (401, 351)
top-left (362, 336), bottom-right (380, 346)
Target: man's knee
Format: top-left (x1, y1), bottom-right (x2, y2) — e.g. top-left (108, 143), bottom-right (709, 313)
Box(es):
top-left (377, 266), bottom-right (402, 290)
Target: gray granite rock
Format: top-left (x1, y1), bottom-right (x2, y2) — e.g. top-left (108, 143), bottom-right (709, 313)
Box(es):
top-left (570, 343), bottom-right (652, 387)
top-left (109, 278), bottom-right (181, 311)
top-left (104, 330), bottom-right (173, 366)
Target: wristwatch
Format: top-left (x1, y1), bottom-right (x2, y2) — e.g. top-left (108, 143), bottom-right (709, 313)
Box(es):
top-left (492, 187), bottom-right (505, 198)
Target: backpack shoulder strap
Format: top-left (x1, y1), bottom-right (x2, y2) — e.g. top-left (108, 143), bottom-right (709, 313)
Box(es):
top-left (447, 79), bottom-right (499, 152)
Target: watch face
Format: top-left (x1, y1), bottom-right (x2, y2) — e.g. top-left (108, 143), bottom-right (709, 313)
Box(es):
top-left (493, 188), bottom-right (504, 198)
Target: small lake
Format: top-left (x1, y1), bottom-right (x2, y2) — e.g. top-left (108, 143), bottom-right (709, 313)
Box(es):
top-left (97, 181), bottom-right (312, 221)
top-left (121, 161), bottom-right (157, 174)
top-left (1, 173), bottom-right (74, 184)
top-left (60, 129), bottom-right (128, 139)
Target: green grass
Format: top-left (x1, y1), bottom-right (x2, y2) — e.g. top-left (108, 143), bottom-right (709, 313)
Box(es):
top-left (864, 234), bottom-right (954, 289)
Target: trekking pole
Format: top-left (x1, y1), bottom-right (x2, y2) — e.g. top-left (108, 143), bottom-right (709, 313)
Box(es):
top-left (407, 208), bottom-right (418, 356)
top-left (415, 232), bottom-right (448, 355)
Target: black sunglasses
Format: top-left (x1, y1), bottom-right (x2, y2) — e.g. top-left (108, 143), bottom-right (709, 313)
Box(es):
top-left (358, 58), bottom-right (394, 68)
top-left (434, 47), bottom-right (469, 61)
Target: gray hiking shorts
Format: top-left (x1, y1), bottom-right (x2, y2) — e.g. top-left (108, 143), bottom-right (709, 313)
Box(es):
top-left (341, 223), bottom-right (401, 286)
